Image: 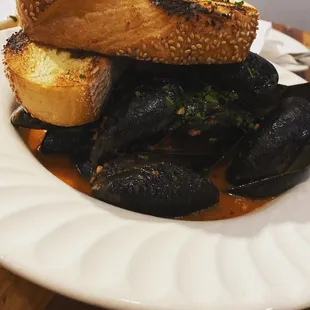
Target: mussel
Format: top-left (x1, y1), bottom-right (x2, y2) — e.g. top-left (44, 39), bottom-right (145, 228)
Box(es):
top-left (91, 79), bottom-right (183, 164)
top-left (226, 95), bottom-right (310, 198)
top-left (134, 52), bottom-right (280, 117)
top-left (91, 159), bottom-right (219, 218)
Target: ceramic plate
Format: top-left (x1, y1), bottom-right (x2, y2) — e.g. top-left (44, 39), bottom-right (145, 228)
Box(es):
top-left (1, 27), bottom-right (310, 310)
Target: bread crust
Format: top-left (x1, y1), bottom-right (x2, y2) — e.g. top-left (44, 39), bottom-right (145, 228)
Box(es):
top-left (3, 31), bottom-right (126, 127)
top-left (18, 0), bottom-right (259, 65)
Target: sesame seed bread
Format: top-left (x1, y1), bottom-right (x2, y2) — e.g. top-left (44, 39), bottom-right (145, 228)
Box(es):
top-left (17, 0), bottom-right (259, 65)
top-left (3, 31), bottom-right (127, 127)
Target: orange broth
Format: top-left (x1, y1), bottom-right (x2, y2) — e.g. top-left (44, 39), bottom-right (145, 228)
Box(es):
top-left (19, 128), bottom-right (271, 221)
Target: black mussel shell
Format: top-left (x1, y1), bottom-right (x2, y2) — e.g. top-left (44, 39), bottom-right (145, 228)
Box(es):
top-left (281, 82), bottom-right (310, 101)
top-left (228, 168), bottom-right (309, 199)
top-left (92, 161), bottom-right (219, 218)
top-left (40, 128), bottom-right (94, 155)
top-left (227, 96), bottom-right (310, 187)
top-left (91, 79), bottom-right (183, 164)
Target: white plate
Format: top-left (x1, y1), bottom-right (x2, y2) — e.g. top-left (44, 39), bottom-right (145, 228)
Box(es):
top-left (1, 27), bottom-right (310, 310)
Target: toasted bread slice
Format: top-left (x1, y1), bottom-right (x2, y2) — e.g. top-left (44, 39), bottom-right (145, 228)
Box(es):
top-left (17, 0), bottom-right (259, 65)
top-left (3, 31), bottom-right (126, 127)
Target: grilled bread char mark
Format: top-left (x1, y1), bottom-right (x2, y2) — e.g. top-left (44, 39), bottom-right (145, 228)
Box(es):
top-left (17, 0), bottom-right (259, 65)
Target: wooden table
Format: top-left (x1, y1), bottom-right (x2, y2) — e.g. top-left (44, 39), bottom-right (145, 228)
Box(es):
top-left (1, 23), bottom-right (310, 310)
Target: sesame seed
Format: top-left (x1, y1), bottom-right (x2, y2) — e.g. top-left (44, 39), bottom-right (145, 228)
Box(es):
top-left (165, 43), bottom-right (169, 49)
top-left (36, 7), bottom-right (39, 13)
top-left (187, 38), bottom-right (191, 44)
top-left (29, 12), bottom-right (35, 16)
top-left (136, 49), bottom-right (141, 55)
top-left (234, 45), bottom-right (239, 50)
top-left (142, 44), bottom-right (147, 50)
top-left (221, 41), bottom-right (227, 45)
top-left (210, 45), bottom-right (216, 50)
top-left (204, 38), bottom-right (209, 43)
top-left (127, 47), bottom-right (132, 54)
top-left (30, 4), bottom-right (34, 11)
top-left (176, 29), bottom-right (180, 35)
top-left (168, 40), bottom-right (174, 45)
top-left (143, 53), bottom-right (148, 58)
top-left (171, 52), bottom-right (175, 57)
top-left (195, 34), bottom-right (200, 40)
top-left (170, 46), bottom-right (176, 51)
top-left (178, 36), bottom-right (184, 42)
top-left (176, 43), bottom-right (181, 49)
top-left (190, 33), bottom-right (195, 39)
top-left (153, 57), bottom-right (158, 62)
top-left (174, 57), bottom-right (180, 62)
top-left (237, 57), bottom-right (242, 62)
top-left (238, 38), bottom-right (243, 42)
top-left (119, 49), bottom-right (124, 54)
top-left (154, 44), bottom-right (159, 50)
top-left (196, 44), bottom-right (202, 49)
top-left (214, 40), bottom-right (218, 45)
top-left (35, 1), bottom-right (40, 6)
top-left (185, 49), bottom-right (191, 54)
top-left (237, 21), bottom-right (242, 27)
top-left (191, 45), bottom-right (197, 51)
top-left (32, 16), bottom-right (38, 20)
top-left (206, 46), bottom-right (210, 52)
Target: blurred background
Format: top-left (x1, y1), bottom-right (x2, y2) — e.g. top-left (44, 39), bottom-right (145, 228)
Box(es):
top-left (250, 0), bottom-right (309, 31)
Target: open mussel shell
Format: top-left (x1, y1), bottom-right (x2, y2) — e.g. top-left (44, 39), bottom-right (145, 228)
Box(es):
top-left (228, 168), bottom-right (310, 199)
